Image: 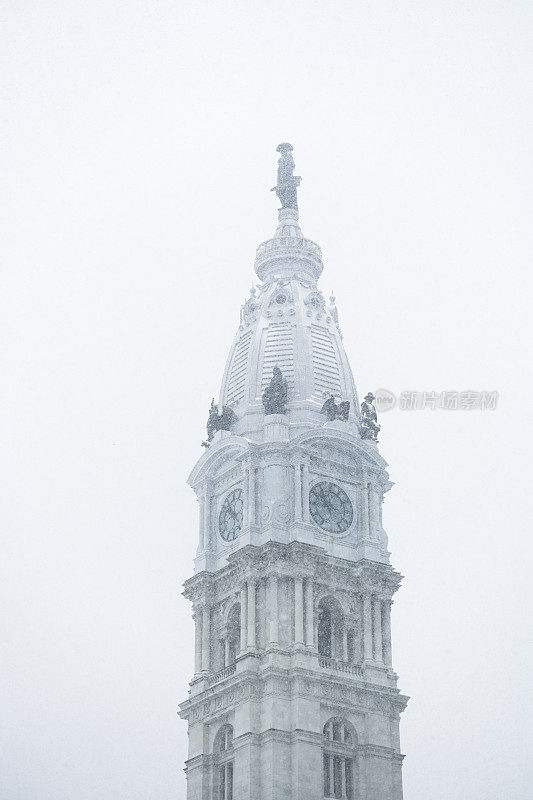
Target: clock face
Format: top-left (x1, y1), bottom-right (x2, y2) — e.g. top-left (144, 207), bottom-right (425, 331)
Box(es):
top-left (309, 481), bottom-right (353, 534)
top-left (219, 488), bottom-right (244, 541)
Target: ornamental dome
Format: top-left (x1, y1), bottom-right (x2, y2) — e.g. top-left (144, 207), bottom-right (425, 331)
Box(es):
top-left (218, 205), bottom-right (361, 439)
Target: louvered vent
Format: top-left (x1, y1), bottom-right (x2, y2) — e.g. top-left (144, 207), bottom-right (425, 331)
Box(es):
top-left (226, 330), bottom-right (253, 404)
top-left (261, 322), bottom-right (294, 389)
top-left (311, 325), bottom-right (341, 396)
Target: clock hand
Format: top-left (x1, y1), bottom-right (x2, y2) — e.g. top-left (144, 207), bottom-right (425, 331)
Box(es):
top-left (323, 499), bottom-right (335, 516)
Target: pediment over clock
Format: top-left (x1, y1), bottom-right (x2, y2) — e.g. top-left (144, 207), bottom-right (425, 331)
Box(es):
top-left (294, 429), bottom-right (389, 472)
top-left (187, 435), bottom-right (252, 489)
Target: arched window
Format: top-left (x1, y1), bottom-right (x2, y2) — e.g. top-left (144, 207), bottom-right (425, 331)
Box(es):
top-left (214, 725), bottom-right (234, 800)
top-left (323, 718), bottom-right (357, 799)
top-left (318, 596), bottom-right (344, 659)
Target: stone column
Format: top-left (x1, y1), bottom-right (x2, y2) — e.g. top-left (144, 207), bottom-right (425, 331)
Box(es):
top-left (247, 579), bottom-right (256, 649)
top-left (201, 605), bottom-right (210, 672)
top-left (224, 637), bottom-right (230, 667)
top-left (363, 593), bottom-right (373, 661)
top-left (301, 463), bottom-right (310, 522)
top-left (194, 608), bottom-right (202, 674)
top-left (304, 577), bottom-right (314, 648)
top-left (224, 762), bottom-right (233, 799)
top-left (240, 584), bottom-right (247, 652)
top-left (368, 484), bottom-right (381, 539)
top-left (243, 466), bottom-right (250, 527)
top-left (382, 600), bottom-right (393, 667)
top-left (293, 462), bottom-right (302, 522)
top-left (204, 481), bottom-right (212, 548)
top-left (342, 628), bottom-right (349, 661)
top-left (341, 758), bottom-right (347, 798)
top-left (198, 494), bottom-right (205, 551)
top-left (329, 755), bottom-right (335, 797)
top-left (267, 573), bottom-right (278, 646)
top-left (248, 464), bottom-right (256, 526)
top-left (361, 480), bottom-right (371, 539)
top-left (373, 597), bottom-right (383, 662)
top-left (294, 576), bottom-right (304, 645)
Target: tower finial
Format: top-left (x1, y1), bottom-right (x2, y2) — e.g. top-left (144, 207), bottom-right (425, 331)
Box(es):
top-left (271, 143), bottom-right (301, 212)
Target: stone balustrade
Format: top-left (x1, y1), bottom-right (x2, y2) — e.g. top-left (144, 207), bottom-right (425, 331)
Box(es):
top-left (206, 663), bottom-right (236, 687)
top-left (254, 235), bottom-right (323, 279)
top-left (318, 656), bottom-right (364, 677)
top-left (256, 235), bottom-right (321, 257)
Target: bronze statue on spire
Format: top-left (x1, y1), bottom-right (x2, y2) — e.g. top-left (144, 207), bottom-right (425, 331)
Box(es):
top-left (271, 143), bottom-right (301, 211)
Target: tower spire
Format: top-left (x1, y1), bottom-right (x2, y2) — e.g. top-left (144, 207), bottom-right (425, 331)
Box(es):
top-left (179, 145), bottom-right (408, 800)
top-left (255, 143), bottom-right (322, 281)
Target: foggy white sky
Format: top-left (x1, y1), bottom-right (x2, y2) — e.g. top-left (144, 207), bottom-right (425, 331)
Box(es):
top-left (2, 2), bottom-right (532, 798)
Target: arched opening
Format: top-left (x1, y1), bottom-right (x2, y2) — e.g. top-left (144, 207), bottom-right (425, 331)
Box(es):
top-left (323, 718), bottom-right (357, 799)
top-left (318, 596), bottom-right (344, 659)
top-left (213, 725), bottom-right (234, 800)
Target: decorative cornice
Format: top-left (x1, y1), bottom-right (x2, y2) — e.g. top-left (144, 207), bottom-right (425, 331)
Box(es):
top-left (359, 744), bottom-right (403, 760)
top-left (183, 544), bottom-right (403, 604)
top-left (179, 665), bottom-right (409, 726)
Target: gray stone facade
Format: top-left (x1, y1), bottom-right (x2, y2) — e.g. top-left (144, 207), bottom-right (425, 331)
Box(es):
top-left (179, 147), bottom-right (408, 799)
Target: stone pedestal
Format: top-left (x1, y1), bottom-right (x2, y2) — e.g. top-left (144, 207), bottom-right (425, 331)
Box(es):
top-left (263, 413), bottom-right (290, 441)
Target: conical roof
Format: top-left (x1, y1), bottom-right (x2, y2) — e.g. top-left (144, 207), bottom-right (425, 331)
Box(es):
top-left (219, 154), bottom-right (361, 439)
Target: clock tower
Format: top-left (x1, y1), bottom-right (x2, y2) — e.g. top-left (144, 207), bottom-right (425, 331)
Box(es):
top-left (179, 144), bottom-right (408, 800)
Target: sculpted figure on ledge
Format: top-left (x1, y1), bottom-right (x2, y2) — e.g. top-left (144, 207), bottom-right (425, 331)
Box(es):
top-left (202, 399), bottom-right (237, 447)
top-left (262, 366), bottom-right (288, 415)
top-left (360, 392), bottom-right (381, 441)
top-left (321, 395), bottom-right (350, 421)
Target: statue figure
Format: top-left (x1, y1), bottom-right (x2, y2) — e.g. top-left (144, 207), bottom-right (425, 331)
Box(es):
top-left (240, 294), bottom-right (259, 326)
top-left (329, 293), bottom-right (339, 325)
top-left (262, 366), bottom-right (288, 415)
top-left (271, 143), bottom-right (301, 211)
top-left (321, 395), bottom-right (350, 421)
top-left (202, 399), bottom-right (237, 446)
top-left (360, 392), bottom-right (380, 441)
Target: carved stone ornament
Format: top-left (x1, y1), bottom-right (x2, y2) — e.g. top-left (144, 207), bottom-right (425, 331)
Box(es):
top-left (240, 286), bottom-right (259, 325)
top-left (262, 366), bottom-right (288, 415)
top-left (329, 293), bottom-right (339, 324)
top-left (360, 392), bottom-right (381, 442)
top-left (269, 280), bottom-right (293, 308)
top-left (304, 291), bottom-right (326, 312)
top-left (273, 500), bottom-right (291, 524)
top-left (321, 395), bottom-right (350, 421)
top-left (202, 399), bottom-right (238, 447)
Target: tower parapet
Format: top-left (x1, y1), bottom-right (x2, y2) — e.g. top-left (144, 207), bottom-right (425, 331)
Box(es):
top-left (255, 209), bottom-right (324, 283)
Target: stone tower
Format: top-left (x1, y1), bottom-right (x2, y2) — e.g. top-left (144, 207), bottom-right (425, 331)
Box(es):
top-left (179, 144), bottom-right (408, 800)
